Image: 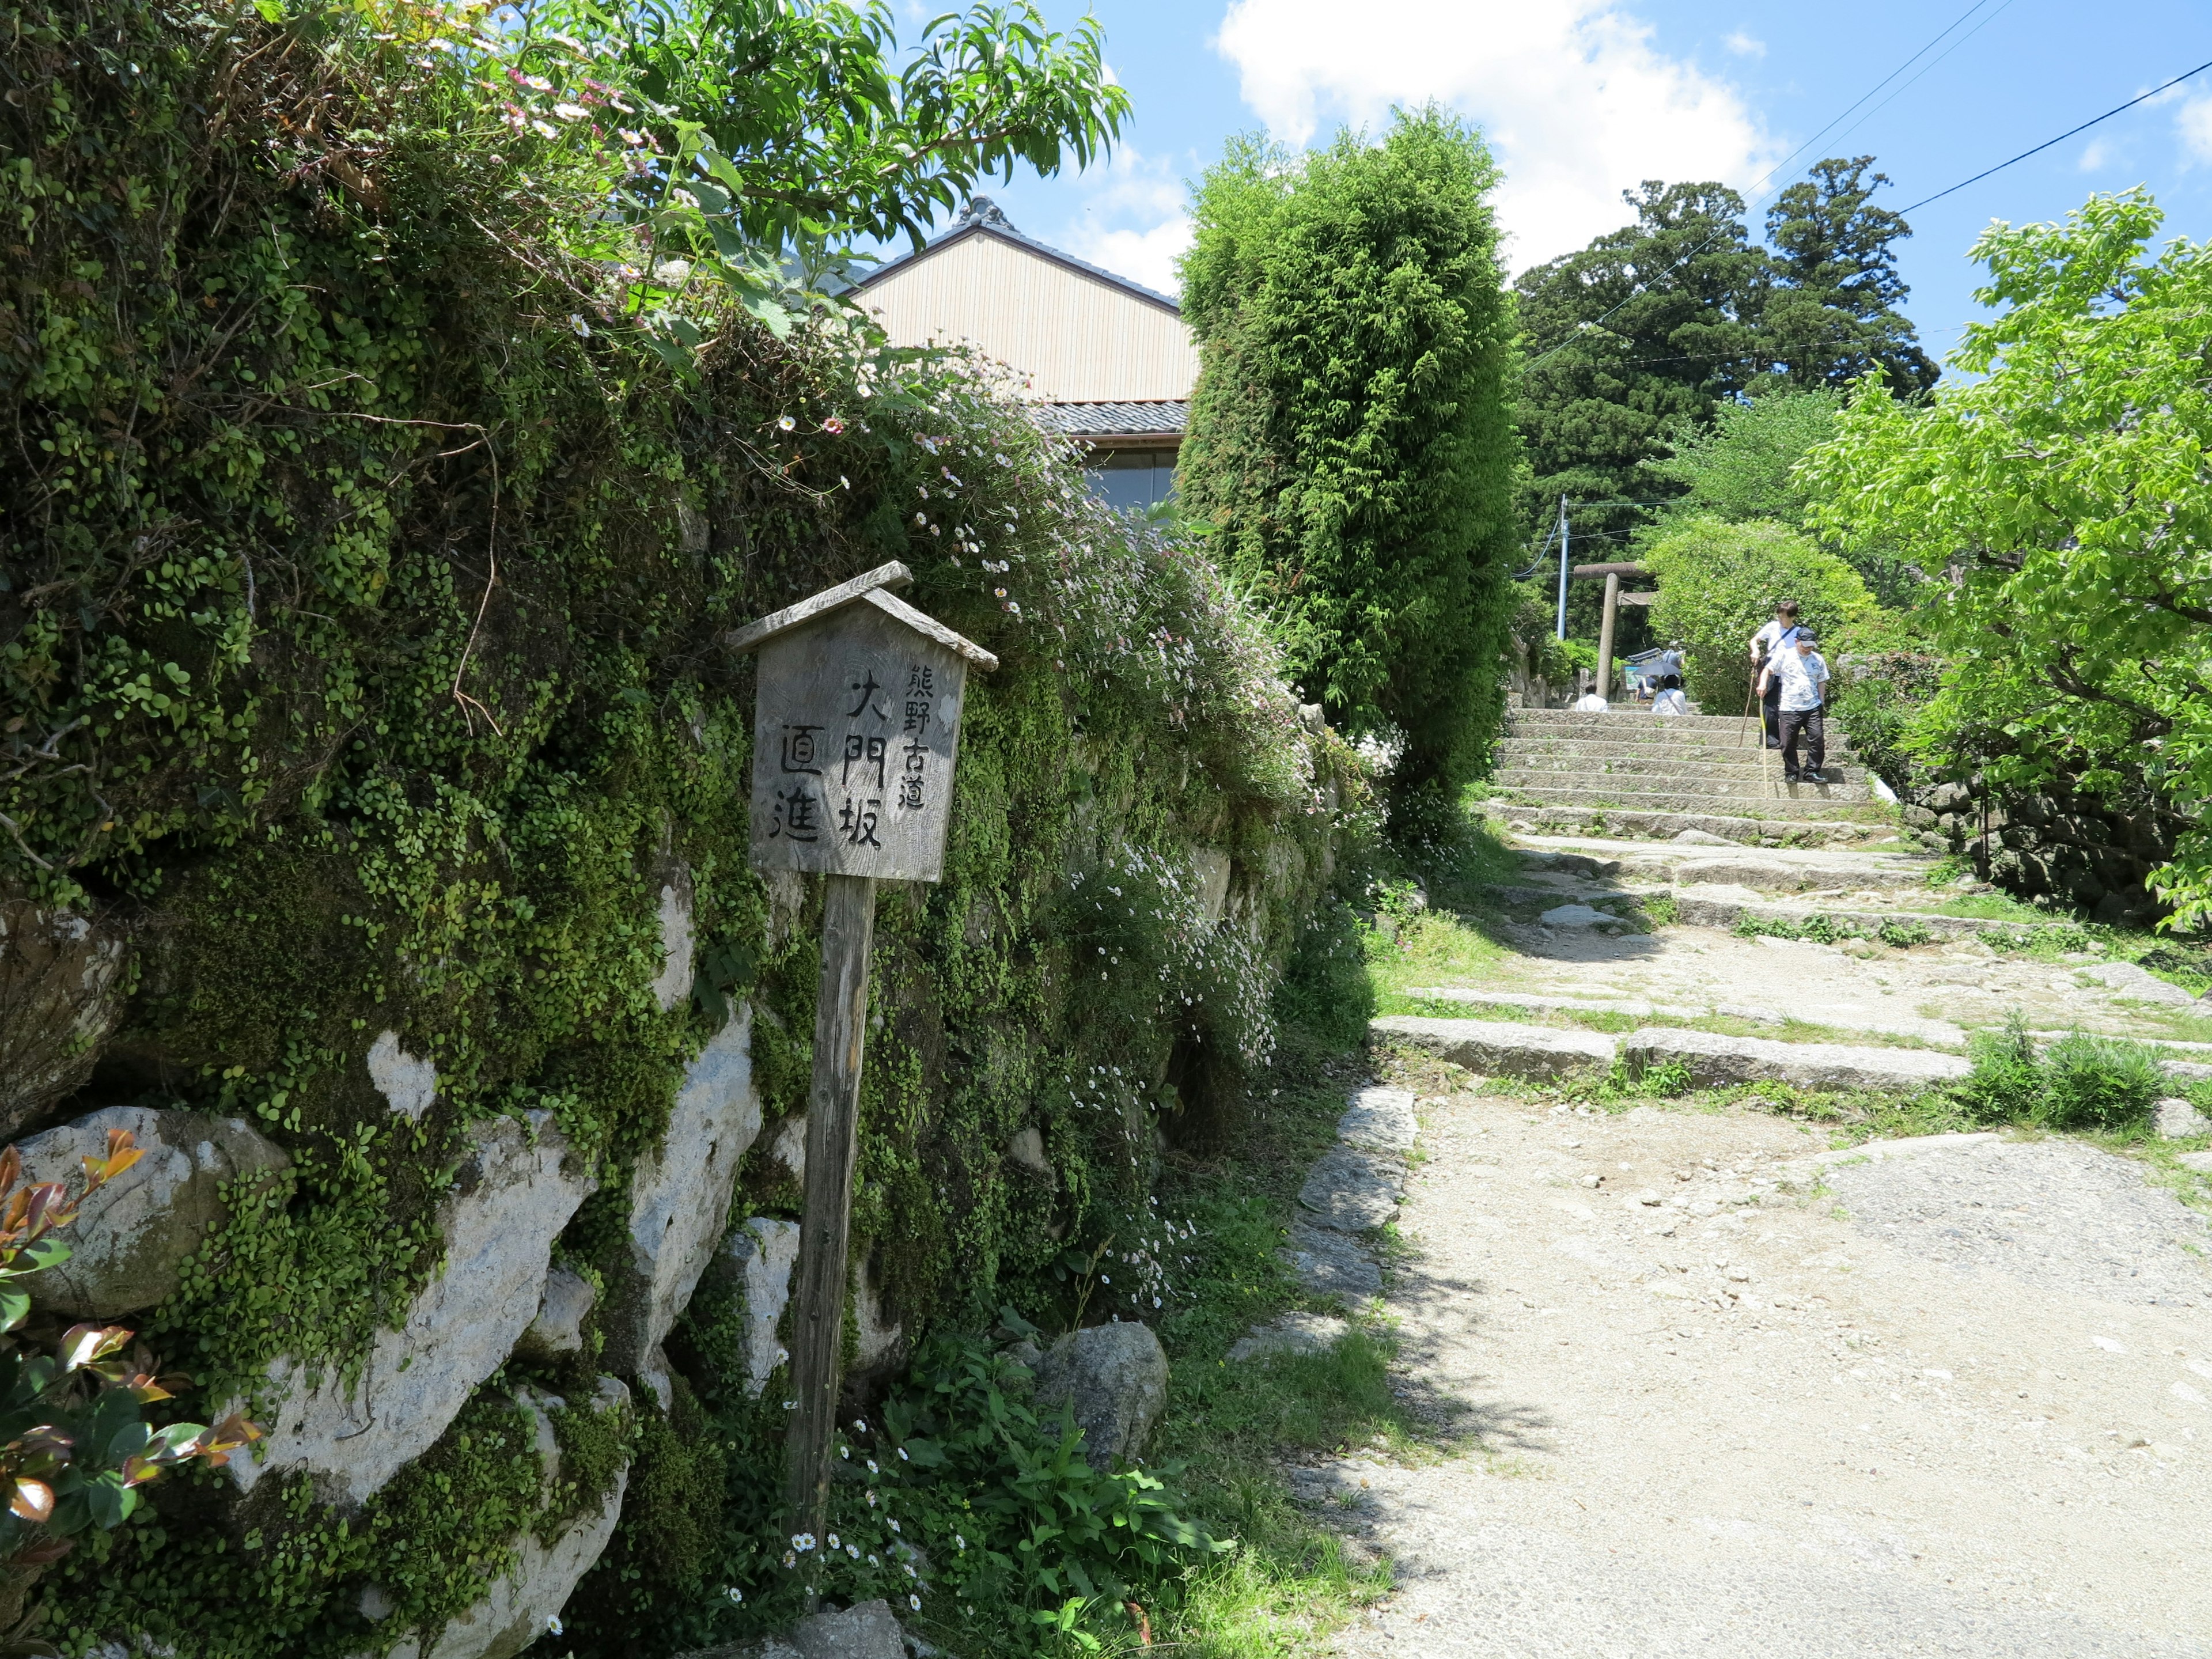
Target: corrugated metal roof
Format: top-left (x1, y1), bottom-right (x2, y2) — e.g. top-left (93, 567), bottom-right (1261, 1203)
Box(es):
top-left (1034, 401), bottom-right (1188, 437)
top-left (853, 197), bottom-right (1183, 316)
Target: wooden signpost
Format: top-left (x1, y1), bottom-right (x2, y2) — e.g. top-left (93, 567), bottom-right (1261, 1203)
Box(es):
top-left (724, 559), bottom-right (997, 1564)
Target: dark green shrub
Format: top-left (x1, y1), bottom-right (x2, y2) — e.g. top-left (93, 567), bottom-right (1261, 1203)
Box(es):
top-left (2038, 1034), bottom-right (2162, 1131)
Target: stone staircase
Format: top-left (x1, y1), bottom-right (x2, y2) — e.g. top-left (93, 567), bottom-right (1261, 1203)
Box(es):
top-left (1484, 706), bottom-right (1899, 847)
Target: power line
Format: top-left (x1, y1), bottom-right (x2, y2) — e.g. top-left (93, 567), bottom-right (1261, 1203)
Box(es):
top-left (1899, 57), bottom-right (2212, 214)
top-left (1815, 0), bottom-right (2019, 162)
top-left (1525, 0), bottom-right (2018, 367)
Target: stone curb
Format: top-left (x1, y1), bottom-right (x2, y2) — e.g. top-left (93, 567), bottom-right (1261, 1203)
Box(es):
top-left (1620, 1027), bottom-right (1971, 1093)
top-left (1370, 1015), bottom-right (1617, 1078)
top-left (1273, 1086), bottom-right (1415, 1309)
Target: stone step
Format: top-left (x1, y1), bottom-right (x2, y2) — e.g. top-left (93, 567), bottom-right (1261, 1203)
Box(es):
top-left (1493, 784), bottom-right (1890, 817)
top-left (1370, 1015), bottom-right (1616, 1079)
top-left (1402, 986), bottom-right (1968, 1048)
top-left (1517, 846), bottom-right (1935, 895)
top-left (1497, 770), bottom-right (1880, 804)
top-left (1620, 1027), bottom-right (1972, 1093)
top-left (1509, 710), bottom-right (1776, 737)
top-left (1495, 744), bottom-right (1861, 773)
top-left (1665, 885), bottom-right (2063, 942)
top-left (1499, 728), bottom-right (1862, 754)
top-left (1484, 804), bottom-right (1898, 846)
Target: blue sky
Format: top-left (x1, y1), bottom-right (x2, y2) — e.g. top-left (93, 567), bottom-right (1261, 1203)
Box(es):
top-left (907, 0), bottom-right (2212, 369)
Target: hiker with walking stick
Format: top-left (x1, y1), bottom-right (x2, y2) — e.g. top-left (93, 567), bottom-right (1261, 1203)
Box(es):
top-left (1758, 631), bottom-right (1832, 783)
top-left (1748, 600), bottom-right (1801, 751)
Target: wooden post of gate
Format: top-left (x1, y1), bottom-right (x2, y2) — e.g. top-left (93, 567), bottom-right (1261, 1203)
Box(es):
top-left (724, 560), bottom-right (996, 1585)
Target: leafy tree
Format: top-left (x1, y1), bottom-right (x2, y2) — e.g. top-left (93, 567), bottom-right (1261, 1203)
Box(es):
top-left (1763, 158), bottom-right (1939, 395)
top-left (1514, 181), bottom-right (1770, 554)
top-left (1648, 388), bottom-right (1922, 607)
top-left (1801, 190), bottom-right (2212, 921)
top-left (1179, 110), bottom-right (1520, 828)
top-left (1643, 517), bottom-right (1875, 714)
top-left (1516, 161), bottom-right (1936, 640)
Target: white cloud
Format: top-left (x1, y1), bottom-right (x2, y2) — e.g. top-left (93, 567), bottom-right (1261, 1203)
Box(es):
top-left (2077, 137), bottom-right (2115, 172)
top-left (2179, 97), bottom-right (2212, 168)
top-left (1212, 0), bottom-right (1778, 270)
top-left (1042, 146), bottom-right (1195, 296)
top-left (1723, 30), bottom-right (1765, 58)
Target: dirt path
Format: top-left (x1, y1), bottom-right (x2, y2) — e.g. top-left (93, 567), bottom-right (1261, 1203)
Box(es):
top-left (1315, 921), bottom-right (2212, 1657)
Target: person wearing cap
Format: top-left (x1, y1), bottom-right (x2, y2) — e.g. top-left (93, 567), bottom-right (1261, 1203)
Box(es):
top-left (1758, 630), bottom-right (1831, 783)
top-left (1748, 601), bottom-right (1801, 749)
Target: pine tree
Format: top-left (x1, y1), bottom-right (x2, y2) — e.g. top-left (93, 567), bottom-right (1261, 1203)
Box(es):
top-left (1179, 109), bottom-right (1520, 830)
top-left (1762, 157), bottom-right (1938, 394)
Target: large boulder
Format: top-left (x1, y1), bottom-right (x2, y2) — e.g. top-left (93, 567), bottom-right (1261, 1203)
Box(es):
top-left (603, 1005), bottom-right (763, 1375)
top-left (368, 1377), bottom-right (634, 1659)
top-left (1032, 1321), bottom-right (1169, 1471)
top-left (15, 1105), bottom-right (287, 1317)
top-left (230, 1112), bottom-right (596, 1505)
top-left (0, 900), bottom-right (126, 1140)
top-left (512, 1265), bottom-right (597, 1366)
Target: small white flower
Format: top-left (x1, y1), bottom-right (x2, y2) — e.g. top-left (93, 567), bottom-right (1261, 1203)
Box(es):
top-left (827, 1533), bottom-right (840, 1550)
top-left (847, 1544), bottom-right (860, 1559)
top-left (777, 415), bottom-right (796, 431)
top-left (840, 1445), bottom-right (850, 1459)
top-left (896, 1447), bottom-right (908, 1461)
top-left (546, 1616), bottom-right (563, 1636)
top-left (909, 1594), bottom-right (922, 1611)
top-left (726, 1587), bottom-right (743, 1604)
top-left (868, 1553), bottom-right (880, 1567)
top-left (867, 1459), bottom-right (878, 1474)
top-left (888, 1518), bottom-right (901, 1533)
top-left (955, 1533), bottom-right (966, 1550)
top-left (553, 101), bottom-right (587, 120)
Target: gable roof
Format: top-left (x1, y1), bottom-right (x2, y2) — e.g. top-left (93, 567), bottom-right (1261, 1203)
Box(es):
top-left (853, 198), bottom-right (1183, 318)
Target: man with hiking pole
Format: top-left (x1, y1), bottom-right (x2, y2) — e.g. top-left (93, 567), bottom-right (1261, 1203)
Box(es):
top-left (1747, 600), bottom-right (1802, 751)
top-left (1758, 630), bottom-right (1832, 784)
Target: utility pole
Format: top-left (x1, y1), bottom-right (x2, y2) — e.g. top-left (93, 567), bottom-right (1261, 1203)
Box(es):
top-left (1554, 495), bottom-right (1571, 641)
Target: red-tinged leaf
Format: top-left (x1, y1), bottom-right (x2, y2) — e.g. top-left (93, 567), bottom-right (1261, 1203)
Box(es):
top-left (0, 1146), bottom-right (21, 1200)
top-left (9, 1535), bottom-right (74, 1567)
top-left (56, 1325), bottom-right (129, 1373)
top-left (88, 1131), bottom-right (142, 1188)
top-left (9, 1479), bottom-right (52, 1523)
top-left (121, 1374), bottom-right (174, 1404)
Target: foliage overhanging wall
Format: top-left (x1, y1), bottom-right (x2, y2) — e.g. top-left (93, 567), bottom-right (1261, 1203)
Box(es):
top-left (0, 4), bottom-right (1349, 1651)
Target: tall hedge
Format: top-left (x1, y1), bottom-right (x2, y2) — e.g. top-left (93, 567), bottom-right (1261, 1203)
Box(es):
top-left (0, 4), bottom-right (1344, 1652)
top-left (1177, 109), bottom-right (1520, 830)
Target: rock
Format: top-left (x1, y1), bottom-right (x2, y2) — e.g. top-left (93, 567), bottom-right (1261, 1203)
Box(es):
top-left (768, 1113), bottom-right (808, 1183)
top-left (716, 1216), bottom-right (801, 1396)
top-left (1297, 1146), bottom-right (1405, 1230)
top-left (2154, 1097), bottom-right (2212, 1139)
top-left (14, 1105), bottom-right (287, 1318)
top-left (1672, 829), bottom-right (1739, 846)
top-left (1005, 1124), bottom-right (1052, 1175)
top-left (230, 1112), bottom-right (596, 1505)
top-left (650, 869), bottom-right (696, 1014)
top-left (1370, 1016), bottom-right (1615, 1080)
top-left (1539, 903), bottom-right (1613, 929)
top-left (1279, 1221), bottom-right (1381, 1300)
top-left (851, 1252), bottom-right (904, 1381)
top-left (604, 1006), bottom-right (763, 1375)
top-left (1190, 848), bottom-right (1234, 924)
top-left (1032, 1322), bottom-right (1169, 1470)
top-left (1227, 1312), bottom-right (1348, 1362)
top-left (1673, 860), bottom-right (1800, 891)
top-left (2177, 1150), bottom-right (2212, 1175)
top-left (367, 1030), bottom-right (437, 1120)
top-left (1336, 1087), bottom-right (1417, 1153)
top-left (675, 1599), bottom-right (908, 1659)
top-left (377, 1378), bottom-right (634, 1659)
top-left (1622, 1027), bottom-right (1969, 1094)
top-left (513, 1266), bottom-right (596, 1364)
top-left (1635, 1189), bottom-right (1663, 1206)
top-left (2082, 960), bottom-right (2200, 1007)
top-left (0, 900), bottom-right (126, 1139)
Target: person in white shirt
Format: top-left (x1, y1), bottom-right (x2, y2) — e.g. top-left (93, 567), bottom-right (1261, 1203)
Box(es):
top-left (1748, 601), bottom-right (1801, 749)
top-left (1652, 674), bottom-right (1689, 716)
top-left (1573, 691), bottom-right (1609, 713)
top-left (1757, 631), bottom-right (1831, 782)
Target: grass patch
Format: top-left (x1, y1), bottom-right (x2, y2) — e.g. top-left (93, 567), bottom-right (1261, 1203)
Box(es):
top-left (1929, 891), bottom-right (2051, 923)
top-left (1363, 907), bottom-right (1513, 1002)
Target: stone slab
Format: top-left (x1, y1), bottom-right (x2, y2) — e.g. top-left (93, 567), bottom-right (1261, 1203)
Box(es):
top-left (2154, 1098), bottom-right (2212, 1139)
top-left (2081, 960), bottom-right (2202, 1007)
top-left (1621, 1027), bottom-right (1971, 1094)
top-left (1298, 1146), bottom-right (1406, 1230)
top-left (1227, 1312), bottom-right (1350, 1362)
top-left (1281, 1222), bottom-right (1382, 1300)
top-left (1337, 1087), bottom-right (1418, 1153)
top-left (1370, 1016), bottom-right (1616, 1079)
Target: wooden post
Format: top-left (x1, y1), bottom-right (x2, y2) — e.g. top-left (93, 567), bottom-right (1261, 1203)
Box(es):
top-left (1596, 571), bottom-right (1620, 703)
top-left (722, 560), bottom-right (996, 1603)
top-left (783, 872), bottom-right (876, 1549)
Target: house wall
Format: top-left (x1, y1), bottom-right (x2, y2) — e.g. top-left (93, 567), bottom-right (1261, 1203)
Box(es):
top-left (857, 233), bottom-right (1199, 404)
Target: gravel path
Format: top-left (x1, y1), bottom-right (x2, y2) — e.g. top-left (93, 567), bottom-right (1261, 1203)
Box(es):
top-left (1309, 1094), bottom-right (2212, 1657)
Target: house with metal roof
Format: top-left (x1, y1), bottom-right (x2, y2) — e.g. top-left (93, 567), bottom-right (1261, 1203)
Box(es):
top-left (849, 198), bottom-right (1195, 510)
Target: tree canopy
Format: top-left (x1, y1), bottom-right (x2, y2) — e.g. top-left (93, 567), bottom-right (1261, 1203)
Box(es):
top-left (1800, 191), bottom-right (2212, 920)
top-left (1177, 109), bottom-right (1520, 828)
top-left (1514, 156), bottom-right (1936, 619)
